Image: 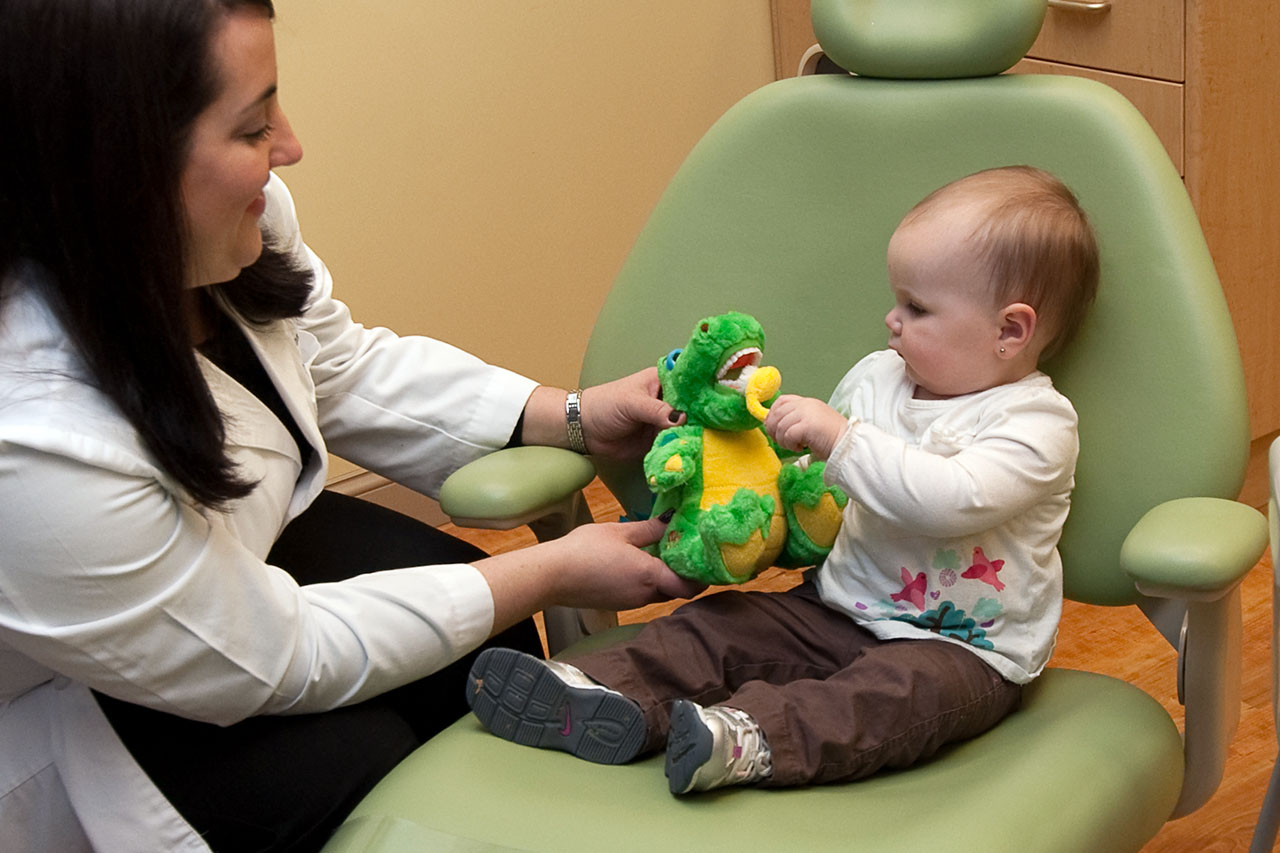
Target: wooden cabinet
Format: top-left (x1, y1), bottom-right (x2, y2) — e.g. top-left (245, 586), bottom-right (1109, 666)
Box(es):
top-left (771, 0), bottom-right (1280, 467)
top-left (1026, 0), bottom-right (1182, 81)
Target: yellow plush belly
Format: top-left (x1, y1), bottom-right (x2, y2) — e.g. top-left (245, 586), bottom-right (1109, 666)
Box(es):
top-left (699, 429), bottom-right (782, 508)
top-left (701, 429), bottom-right (785, 576)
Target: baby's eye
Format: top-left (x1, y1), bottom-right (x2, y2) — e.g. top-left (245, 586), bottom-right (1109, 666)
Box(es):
top-left (906, 301), bottom-right (926, 316)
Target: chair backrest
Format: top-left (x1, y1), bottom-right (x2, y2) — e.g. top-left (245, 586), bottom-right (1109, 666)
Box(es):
top-left (581, 0), bottom-right (1250, 607)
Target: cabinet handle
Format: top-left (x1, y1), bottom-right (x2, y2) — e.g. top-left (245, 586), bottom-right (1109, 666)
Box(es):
top-left (1047, 0), bottom-right (1111, 11)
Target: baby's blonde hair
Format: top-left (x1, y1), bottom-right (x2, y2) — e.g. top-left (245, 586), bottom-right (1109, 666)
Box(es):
top-left (900, 165), bottom-right (1100, 359)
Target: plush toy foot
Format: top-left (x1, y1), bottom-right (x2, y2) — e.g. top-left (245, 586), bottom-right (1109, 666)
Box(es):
top-left (660, 490), bottom-right (782, 585)
top-left (699, 489), bottom-right (784, 584)
top-left (466, 648), bottom-right (646, 764)
top-left (797, 491), bottom-right (843, 544)
top-left (716, 528), bottom-right (770, 581)
top-left (778, 461), bottom-right (848, 568)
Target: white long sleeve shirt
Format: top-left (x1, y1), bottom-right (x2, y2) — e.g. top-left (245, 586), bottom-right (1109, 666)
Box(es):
top-left (0, 174), bottom-right (539, 851)
top-left (814, 349), bottom-right (1079, 684)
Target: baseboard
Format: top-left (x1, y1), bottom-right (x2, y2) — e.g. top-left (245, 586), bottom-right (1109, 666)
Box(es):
top-left (325, 469), bottom-right (449, 527)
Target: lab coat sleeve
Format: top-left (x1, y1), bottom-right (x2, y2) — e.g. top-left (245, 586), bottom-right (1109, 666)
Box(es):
top-left (0, 435), bottom-right (494, 723)
top-left (823, 389), bottom-right (1079, 539)
top-left (262, 174), bottom-right (540, 497)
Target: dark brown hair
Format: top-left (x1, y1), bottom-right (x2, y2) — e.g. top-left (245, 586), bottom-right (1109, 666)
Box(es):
top-left (0, 0), bottom-right (312, 507)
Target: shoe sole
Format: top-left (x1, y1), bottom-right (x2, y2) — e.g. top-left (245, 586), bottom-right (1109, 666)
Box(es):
top-left (466, 648), bottom-right (646, 765)
top-left (665, 699), bottom-right (714, 795)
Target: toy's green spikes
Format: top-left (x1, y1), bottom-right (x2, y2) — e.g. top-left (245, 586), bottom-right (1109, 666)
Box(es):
top-left (658, 312), bottom-right (778, 431)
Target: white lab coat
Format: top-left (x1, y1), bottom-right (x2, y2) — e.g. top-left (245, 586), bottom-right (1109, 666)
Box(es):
top-left (0, 175), bottom-right (540, 850)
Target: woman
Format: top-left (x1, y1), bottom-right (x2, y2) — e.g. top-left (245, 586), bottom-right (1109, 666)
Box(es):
top-left (0, 1), bottom-right (698, 850)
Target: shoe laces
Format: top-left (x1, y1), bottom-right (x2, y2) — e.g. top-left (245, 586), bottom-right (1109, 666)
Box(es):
top-left (706, 705), bottom-right (773, 785)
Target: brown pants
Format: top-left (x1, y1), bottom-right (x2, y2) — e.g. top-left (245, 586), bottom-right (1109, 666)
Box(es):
top-left (570, 582), bottom-right (1022, 786)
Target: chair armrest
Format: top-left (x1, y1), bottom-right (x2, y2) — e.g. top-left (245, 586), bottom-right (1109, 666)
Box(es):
top-left (439, 446), bottom-right (607, 655)
top-left (1120, 497), bottom-right (1267, 601)
top-left (1119, 497), bottom-right (1265, 817)
top-left (439, 446), bottom-right (595, 531)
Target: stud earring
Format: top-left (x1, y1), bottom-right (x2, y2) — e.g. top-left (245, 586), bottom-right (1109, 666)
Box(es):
top-left (999, 346), bottom-right (1006, 354)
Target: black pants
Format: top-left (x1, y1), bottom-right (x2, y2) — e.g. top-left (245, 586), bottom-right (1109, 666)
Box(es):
top-left (95, 490), bottom-right (542, 852)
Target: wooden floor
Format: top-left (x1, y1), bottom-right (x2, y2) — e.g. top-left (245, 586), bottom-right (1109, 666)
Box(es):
top-left (440, 479), bottom-right (1279, 851)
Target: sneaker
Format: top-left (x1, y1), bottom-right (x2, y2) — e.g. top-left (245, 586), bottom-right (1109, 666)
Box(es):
top-left (466, 647), bottom-right (647, 764)
top-left (665, 700), bottom-right (773, 794)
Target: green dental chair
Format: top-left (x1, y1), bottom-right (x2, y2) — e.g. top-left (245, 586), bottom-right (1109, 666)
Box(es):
top-left (324, 0), bottom-right (1268, 849)
top-left (1251, 438), bottom-right (1280, 853)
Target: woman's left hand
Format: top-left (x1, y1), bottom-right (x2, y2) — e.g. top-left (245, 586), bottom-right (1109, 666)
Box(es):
top-left (581, 367), bottom-right (684, 460)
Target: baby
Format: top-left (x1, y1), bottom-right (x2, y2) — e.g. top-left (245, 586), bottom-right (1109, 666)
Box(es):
top-left (467, 165), bottom-right (1099, 794)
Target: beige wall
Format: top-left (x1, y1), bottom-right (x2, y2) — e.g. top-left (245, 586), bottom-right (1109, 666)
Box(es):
top-left (273, 4), bottom-right (774, 396)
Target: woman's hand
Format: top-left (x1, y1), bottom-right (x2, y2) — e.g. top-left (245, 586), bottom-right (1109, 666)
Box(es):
top-left (545, 515), bottom-right (703, 609)
top-left (580, 368), bottom-right (684, 460)
top-left (763, 394), bottom-right (850, 461)
top-left (474, 514), bottom-right (703, 634)
top-left (519, 369), bottom-right (684, 460)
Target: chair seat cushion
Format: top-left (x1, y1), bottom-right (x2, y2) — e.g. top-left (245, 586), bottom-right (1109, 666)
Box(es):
top-left (325, 668), bottom-right (1183, 852)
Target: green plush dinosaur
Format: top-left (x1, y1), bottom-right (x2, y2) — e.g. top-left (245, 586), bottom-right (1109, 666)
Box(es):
top-left (644, 312), bottom-right (848, 585)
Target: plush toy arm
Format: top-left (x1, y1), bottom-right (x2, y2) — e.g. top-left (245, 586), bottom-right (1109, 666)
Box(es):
top-left (643, 425), bottom-right (703, 492)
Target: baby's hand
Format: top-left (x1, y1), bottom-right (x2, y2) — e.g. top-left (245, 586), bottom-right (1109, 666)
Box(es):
top-left (764, 395), bottom-right (849, 461)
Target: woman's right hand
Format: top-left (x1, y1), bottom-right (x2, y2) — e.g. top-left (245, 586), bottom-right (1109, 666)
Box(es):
top-left (473, 514), bottom-right (703, 635)
top-left (543, 514), bottom-right (703, 611)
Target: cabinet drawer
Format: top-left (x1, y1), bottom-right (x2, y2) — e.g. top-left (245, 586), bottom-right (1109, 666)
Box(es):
top-left (1026, 0), bottom-right (1184, 83)
top-left (1010, 58), bottom-right (1183, 174)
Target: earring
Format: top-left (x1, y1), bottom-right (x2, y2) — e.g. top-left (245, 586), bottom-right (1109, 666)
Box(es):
top-left (999, 346), bottom-right (1006, 354)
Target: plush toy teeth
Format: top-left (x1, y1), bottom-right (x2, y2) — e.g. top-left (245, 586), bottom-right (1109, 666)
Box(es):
top-left (716, 347), bottom-right (762, 390)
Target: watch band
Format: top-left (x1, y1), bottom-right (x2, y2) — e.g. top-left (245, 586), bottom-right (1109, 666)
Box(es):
top-left (565, 389), bottom-right (588, 454)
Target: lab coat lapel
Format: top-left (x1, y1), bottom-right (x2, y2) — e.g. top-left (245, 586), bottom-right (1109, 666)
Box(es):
top-left (235, 317), bottom-right (329, 520)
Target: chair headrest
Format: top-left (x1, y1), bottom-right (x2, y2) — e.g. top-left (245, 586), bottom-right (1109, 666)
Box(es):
top-left (812, 0), bottom-right (1047, 79)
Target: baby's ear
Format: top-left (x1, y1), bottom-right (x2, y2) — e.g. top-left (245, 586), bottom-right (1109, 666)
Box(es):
top-left (997, 303), bottom-right (1038, 357)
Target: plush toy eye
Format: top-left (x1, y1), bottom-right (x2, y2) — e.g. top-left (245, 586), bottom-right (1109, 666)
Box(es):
top-left (664, 348), bottom-right (682, 370)
top-left (700, 323), bottom-right (709, 333)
